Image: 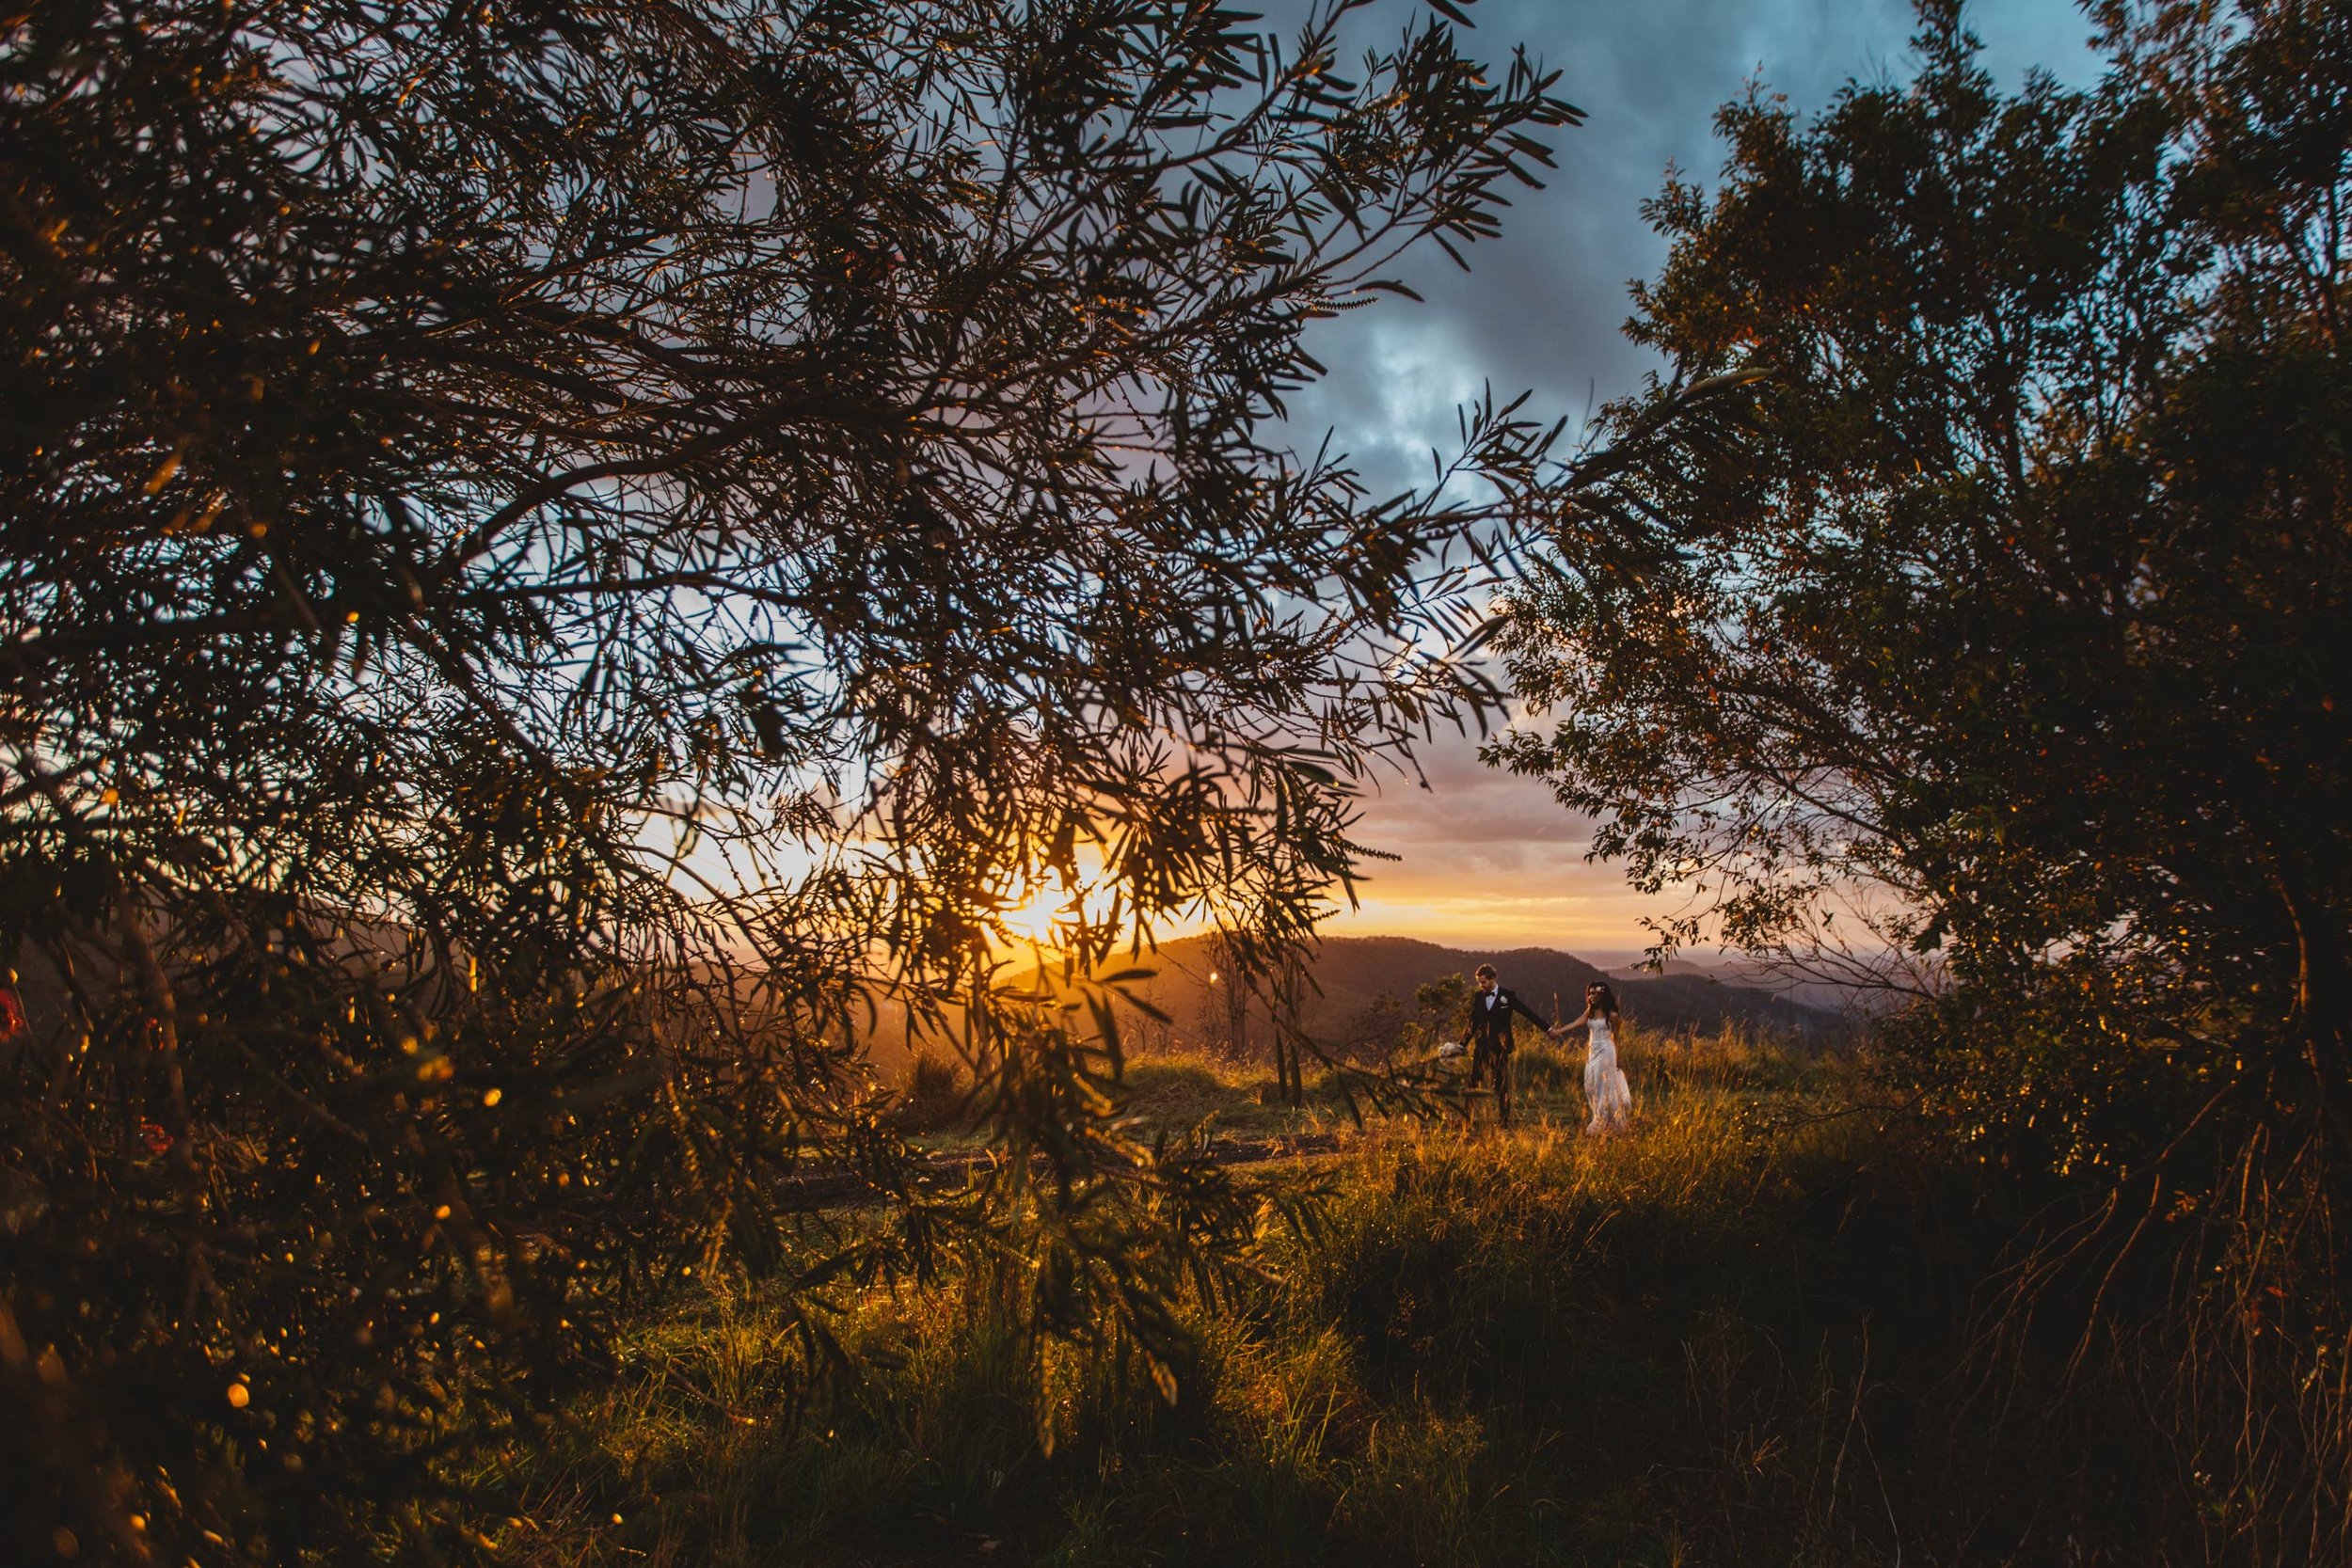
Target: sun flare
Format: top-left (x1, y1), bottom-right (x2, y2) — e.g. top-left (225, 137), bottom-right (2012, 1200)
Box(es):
top-left (997, 886), bottom-right (1068, 947)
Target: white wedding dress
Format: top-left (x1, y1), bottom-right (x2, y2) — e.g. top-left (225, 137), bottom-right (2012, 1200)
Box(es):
top-left (1584, 1013), bottom-right (1633, 1133)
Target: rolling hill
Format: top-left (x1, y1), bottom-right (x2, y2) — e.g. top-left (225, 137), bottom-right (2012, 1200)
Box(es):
top-left (1070, 933), bottom-right (1848, 1057)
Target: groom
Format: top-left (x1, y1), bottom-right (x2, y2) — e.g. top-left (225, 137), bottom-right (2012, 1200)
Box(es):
top-left (1465, 963), bottom-right (1548, 1126)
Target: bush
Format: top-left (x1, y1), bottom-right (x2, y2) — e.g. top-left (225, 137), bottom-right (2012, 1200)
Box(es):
top-left (894, 1050), bottom-right (969, 1135)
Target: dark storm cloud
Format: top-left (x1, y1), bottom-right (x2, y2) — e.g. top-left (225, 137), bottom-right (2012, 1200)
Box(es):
top-left (1286, 0), bottom-right (2100, 489)
top-left (1284, 0), bottom-right (2103, 946)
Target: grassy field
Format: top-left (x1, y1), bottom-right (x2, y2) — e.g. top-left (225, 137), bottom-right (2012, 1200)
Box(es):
top-left (485, 1029), bottom-right (2329, 1566)
top-left (897, 1022), bottom-right (1850, 1148)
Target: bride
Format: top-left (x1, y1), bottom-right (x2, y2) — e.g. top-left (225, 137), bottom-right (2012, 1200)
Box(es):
top-left (1550, 981), bottom-right (1633, 1134)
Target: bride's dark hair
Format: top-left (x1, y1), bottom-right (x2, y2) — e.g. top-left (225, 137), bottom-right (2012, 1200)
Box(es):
top-left (1586, 981), bottom-right (1621, 1018)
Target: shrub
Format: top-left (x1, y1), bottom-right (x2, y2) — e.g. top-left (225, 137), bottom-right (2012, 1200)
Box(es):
top-left (895, 1050), bottom-right (969, 1136)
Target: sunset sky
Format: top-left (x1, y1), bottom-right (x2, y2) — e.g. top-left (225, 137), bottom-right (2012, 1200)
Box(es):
top-left (1294, 0), bottom-right (2101, 953)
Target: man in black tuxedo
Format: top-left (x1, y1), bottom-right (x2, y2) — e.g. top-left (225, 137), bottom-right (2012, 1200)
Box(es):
top-left (1465, 963), bottom-right (1548, 1125)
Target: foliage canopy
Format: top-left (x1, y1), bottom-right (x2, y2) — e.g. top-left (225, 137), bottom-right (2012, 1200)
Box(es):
top-left (0, 0), bottom-right (1581, 1558)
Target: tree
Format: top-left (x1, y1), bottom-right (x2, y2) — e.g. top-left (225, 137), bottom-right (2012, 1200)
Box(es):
top-left (0, 1), bottom-right (1579, 1558)
top-left (1492, 0), bottom-right (2348, 1191)
top-left (1495, 10), bottom-right (2352, 1539)
top-left (1406, 970), bottom-right (1469, 1051)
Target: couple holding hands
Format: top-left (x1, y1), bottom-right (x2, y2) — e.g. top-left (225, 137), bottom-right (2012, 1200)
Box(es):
top-left (1463, 963), bottom-right (1633, 1132)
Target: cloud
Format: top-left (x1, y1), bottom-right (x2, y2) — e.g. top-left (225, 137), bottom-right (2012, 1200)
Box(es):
top-left (1289, 0), bottom-right (2101, 947)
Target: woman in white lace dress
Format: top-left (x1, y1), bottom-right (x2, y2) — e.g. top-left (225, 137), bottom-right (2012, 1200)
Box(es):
top-left (1550, 981), bottom-right (1633, 1134)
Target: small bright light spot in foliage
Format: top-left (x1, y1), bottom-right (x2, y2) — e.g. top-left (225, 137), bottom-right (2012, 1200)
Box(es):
top-left (482, 1087), bottom-right (502, 1107)
top-left (226, 1383), bottom-right (249, 1409)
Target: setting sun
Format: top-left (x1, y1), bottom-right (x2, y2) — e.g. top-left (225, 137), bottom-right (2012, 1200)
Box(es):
top-left (989, 849), bottom-right (1215, 953)
top-left (996, 885), bottom-right (1069, 947)
top-left (992, 849), bottom-right (1103, 951)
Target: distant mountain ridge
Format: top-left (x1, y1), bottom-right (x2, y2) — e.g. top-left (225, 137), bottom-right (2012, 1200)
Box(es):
top-left (1087, 933), bottom-right (1847, 1054)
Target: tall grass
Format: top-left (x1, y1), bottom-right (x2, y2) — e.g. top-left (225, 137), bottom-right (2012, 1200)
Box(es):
top-left (495, 1036), bottom-right (2351, 1565)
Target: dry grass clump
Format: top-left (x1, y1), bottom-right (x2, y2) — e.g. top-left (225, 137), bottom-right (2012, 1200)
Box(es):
top-left (891, 1046), bottom-right (970, 1134)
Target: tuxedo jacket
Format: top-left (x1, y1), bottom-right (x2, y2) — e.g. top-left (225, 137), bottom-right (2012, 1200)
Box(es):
top-left (1465, 985), bottom-right (1548, 1052)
